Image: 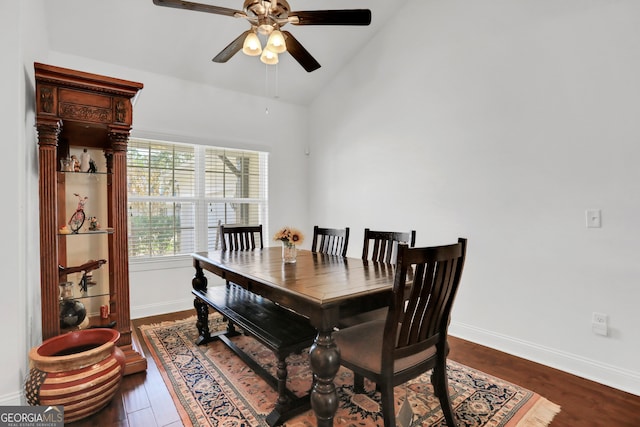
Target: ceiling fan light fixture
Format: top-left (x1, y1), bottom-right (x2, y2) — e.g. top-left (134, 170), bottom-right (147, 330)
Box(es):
top-left (260, 47), bottom-right (279, 65)
top-left (258, 23), bottom-right (274, 35)
top-left (266, 29), bottom-right (286, 53)
top-left (242, 32), bottom-right (262, 56)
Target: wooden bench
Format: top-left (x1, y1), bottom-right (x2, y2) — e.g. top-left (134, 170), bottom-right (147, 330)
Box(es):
top-left (192, 283), bottom-right (317, 426)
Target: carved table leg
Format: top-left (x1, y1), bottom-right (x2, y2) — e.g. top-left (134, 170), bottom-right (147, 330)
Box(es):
top-left (265, 355), bottom-right (291, 427)
top-left (308, 329), bottom-right (340, 427)
top-left (275, 356), bottom-right (289, 408)
top-left (192, 262), bottom-right (212, 345)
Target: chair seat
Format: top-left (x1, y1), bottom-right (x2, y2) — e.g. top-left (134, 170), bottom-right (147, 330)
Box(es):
top-left (334, 319), bottom-right (436, 374)
top-left (338, 307), bottom-right (387, 329)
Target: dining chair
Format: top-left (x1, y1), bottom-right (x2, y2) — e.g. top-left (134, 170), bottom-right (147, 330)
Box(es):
top-left (339, 228), bottom-right (417, 328)
top-left (362, 228), bottom-right (416, 264)
top-left (311, 225), bottom-right (350, 257)
top-left (219, 224), bottom-right (264, 251)
top-left (218, 224), bottom-right (264, 335)
top-left (334, 238), bottom-right (468, 427)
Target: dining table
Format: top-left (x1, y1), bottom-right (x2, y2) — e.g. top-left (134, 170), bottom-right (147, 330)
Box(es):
top-left (190, 247), bottom-right (396, 427)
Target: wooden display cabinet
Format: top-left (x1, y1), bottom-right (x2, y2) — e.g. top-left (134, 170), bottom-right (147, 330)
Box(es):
top-left (35, 63), bottom-right (146, 375)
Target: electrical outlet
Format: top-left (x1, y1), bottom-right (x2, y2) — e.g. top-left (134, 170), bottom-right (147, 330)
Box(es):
top-left (586, 209), bottom-right (602, 228)
top-left (592, 312), bottom-right (607, 324)
top-left (592, 312), bottom-right (608, 336)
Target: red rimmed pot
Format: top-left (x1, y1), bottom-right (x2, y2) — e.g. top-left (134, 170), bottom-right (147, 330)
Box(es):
top-left (24, 328), bottom-right (125, 423)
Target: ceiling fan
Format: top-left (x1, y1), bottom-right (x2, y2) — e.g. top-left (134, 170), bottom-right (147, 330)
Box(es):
top-left (152, 0), bottom-right (372, 72)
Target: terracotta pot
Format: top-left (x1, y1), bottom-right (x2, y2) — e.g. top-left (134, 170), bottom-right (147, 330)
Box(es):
top-left (25, 328), bottom-right (125, 423)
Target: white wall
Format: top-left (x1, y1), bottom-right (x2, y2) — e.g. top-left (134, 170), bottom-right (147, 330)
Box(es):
top-left (0, 0), bottom-right (49, 406)
top-left (308, 0), bottom-right (640, 395)
top-left (0, 0), bottom-right (25, 405)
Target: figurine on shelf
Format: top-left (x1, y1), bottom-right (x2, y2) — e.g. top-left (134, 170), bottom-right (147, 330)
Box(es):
top-left (70, 155), bottom-right (81, 172)
top-left (58, 259), bottom-right (107, 293)
top-left (80, 149), bottom-right (91, 172)
top-left (68, 193), bottom-right (87, 233)
top-left (88, 158), bottom-right (97, 173)
top-left (60, 157), bottom-right (72, 172)
top-left (88, 216), bottom-right (100, 231)
top-left (58, 259), bottom-right (107, 278)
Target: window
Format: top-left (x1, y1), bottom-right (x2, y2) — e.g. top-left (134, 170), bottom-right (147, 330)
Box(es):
top-left (127, 138), bottom-right (268, 260)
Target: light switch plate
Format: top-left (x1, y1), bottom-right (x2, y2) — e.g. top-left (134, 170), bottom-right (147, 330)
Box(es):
top-left (586, 209), bottom-right (602, 228)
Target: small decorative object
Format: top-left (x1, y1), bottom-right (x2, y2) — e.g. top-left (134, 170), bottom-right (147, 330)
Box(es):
top-left (100, 304), bottom-right (109, 319)
top-left (273, 226), bottom-right (304, 263)
top-left (68, 193), bottom-right (87, 233)
top-left (80, 148), bottom-right (91, 172)
top-left (58, 282), bottom-right (86, 328)
top-left (60, 157), bottom-right (72, 172)
top-left (58, 225), bottom-right (71, 234)
top-left (25, 328), bottom-right (125, 423)
top-left (70, 155), bottom-right (80, 172)
top-left (58, 259), bottom-right (107, 293)
top-left (88, 216), bottom-right (100, 231)
top-left (88, 158), bottom-right (97, 173)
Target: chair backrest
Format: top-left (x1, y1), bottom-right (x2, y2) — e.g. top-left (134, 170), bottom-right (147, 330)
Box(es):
top-left (311, 226), bottom-right (350, 257)
top-left (219, 224), bottom-right (264, 251)
top-left (361, 228), bottom-right (416, 263)
top-left (383, 238), bottom-right (467, 372)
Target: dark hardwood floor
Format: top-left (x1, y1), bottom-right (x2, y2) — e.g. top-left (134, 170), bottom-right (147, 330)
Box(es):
top-left (69, 310), bottom-right (640, 426)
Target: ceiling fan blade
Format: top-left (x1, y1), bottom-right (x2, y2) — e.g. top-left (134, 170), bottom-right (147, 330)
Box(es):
top-left (213, 30), bottom-right (251, 63)
top-left (153, 0), bottom-right (243, 18)
top-left (282, 31), bottom-right (321, 72)
top-left (290, 10), bottom-right (372, 26)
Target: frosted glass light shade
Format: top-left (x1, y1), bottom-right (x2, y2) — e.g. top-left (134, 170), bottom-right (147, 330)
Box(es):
top-left (266, 30), bottom-right (286, 54)
top-left (242, 32), bottom-right (262, 56)
top-left (260, 48), bottom-right (279, 65)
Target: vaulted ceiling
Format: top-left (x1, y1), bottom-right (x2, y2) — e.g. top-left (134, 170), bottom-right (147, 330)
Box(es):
top-left (43, 0), bottom-right (408, 105)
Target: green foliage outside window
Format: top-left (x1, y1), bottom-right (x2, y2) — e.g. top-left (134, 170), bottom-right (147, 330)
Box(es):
top-left (127, 139), bottom-right (267, 259)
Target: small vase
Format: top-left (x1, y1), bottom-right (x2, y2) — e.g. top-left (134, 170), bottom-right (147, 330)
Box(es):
top-left (282, 241), bottom-right (297, 263)
top-left (59, 282), bottom-right (86, 328)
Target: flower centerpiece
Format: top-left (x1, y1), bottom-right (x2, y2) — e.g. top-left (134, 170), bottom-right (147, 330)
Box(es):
top-left (273, 226), bottom-right (304, 263)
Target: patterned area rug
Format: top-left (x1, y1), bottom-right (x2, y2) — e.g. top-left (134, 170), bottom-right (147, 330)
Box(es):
top-left (140, 316), bottom-right (560, 427)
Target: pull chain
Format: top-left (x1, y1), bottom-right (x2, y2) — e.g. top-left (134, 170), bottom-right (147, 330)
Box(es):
top-left (265, 64), bottom-right (269, 114)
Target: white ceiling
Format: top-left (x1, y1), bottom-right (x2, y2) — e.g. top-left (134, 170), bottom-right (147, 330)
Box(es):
top-left (43, 0), bottom-right (407, 105)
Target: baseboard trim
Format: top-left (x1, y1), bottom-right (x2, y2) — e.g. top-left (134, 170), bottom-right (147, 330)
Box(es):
top-left (0, 391), bottom-right (23, 406)
top-left (449, 321), bottom-right (640, 397)
top-left (131, 298), bottom-right (194, 320)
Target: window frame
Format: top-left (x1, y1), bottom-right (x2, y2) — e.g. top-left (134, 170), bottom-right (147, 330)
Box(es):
top-left (127, 137), bottom-right (269, 270)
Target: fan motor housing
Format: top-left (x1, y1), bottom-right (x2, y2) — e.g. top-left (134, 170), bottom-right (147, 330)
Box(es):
top-left (244, 0), bottom-right (290, 19)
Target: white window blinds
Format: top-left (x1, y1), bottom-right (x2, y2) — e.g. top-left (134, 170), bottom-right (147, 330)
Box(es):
top-left (127, 138), bottom-right (268, 259)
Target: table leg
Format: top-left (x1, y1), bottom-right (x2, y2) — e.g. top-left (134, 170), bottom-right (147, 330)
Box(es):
top-left (308, 329), bottom-right (340, 427)
top-left (192, 262), bottom-right (212, 345)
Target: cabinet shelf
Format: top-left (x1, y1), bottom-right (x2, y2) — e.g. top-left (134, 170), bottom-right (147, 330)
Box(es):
top-left (59, 171), bottom-right (109, 175)
top-left (59, 229), bottom-right (114, 236)
top-left (60, 315), bottom-right (116, 334)
top-left (60, 287), bottom-right (110, 300)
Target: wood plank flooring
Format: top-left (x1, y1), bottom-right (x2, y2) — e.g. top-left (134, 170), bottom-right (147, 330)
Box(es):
top-left (68, 310), bottom-right (640, 426)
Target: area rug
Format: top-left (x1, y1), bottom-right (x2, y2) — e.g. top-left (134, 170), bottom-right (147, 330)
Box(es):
top-left (140, 316), bottom-right (560, 427)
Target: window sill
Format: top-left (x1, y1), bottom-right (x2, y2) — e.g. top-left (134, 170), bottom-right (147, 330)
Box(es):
top-left (129, 255), bottom-right (193, 272)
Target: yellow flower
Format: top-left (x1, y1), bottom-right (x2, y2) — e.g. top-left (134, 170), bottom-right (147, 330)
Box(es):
top-left (289, 229), bottom-right (304, 245)
top-left (273, 226), bottom-right (304, 246)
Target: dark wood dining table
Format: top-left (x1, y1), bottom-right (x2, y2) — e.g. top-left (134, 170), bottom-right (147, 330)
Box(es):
top-left (190, 247), bottom-right (395, 427)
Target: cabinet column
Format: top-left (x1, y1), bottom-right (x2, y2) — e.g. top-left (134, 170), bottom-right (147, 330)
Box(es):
top-left (108, 131), bottom-right (131, 346)
top-left (37, 119), bottom-right (62, 340)
top-left (108, 129), bottom-right (147, 374)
